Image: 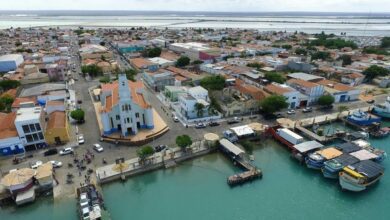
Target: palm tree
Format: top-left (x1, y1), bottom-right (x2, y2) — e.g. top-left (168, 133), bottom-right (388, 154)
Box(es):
top-left (194, 102), bottom-right (205, 118)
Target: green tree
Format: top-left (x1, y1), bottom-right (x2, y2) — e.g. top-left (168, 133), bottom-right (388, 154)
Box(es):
top-left (318, 95), bottom-right (335, 106)
top-left (176, 56), bottom-right (190, 67)
top-left (246, 62), bottom-right (264, 70)
top-left (81, 65), bottom-right (103, 77)
top-left (137, 145), bottom-right (154, 162)
top-left (194, 102), bottom-right (205, 117)
top-left (200, 75), bottom-right (226, 90)
top-left (0, 80), bottom-right (20, 90)
top-left (176, 135), bottom-right (192, 151)
top-left (362, 65), bottom-right (390, 81)
top-left (362, 47), bottom-right (389, 55)
top-left (192, 60), bottom-right (204, 65)
top-left (260, 95), bottom-right (288, 115)
top-left (295, 48), bottom-right (307, 56)
top-left (380, 37), bottom-right (390, 48)
top-left (281, 44), bottom-right (292, 50)
top-left (99, 76), bottom-right (110, 83)
top-left (70, 109), bottom-right (85, 123)
top-left (264, 72), bottom-right (286, 84)
top-left (338, 54), bottom-right (352, 66)
top-left (311, 51), bottom-right (330, 61)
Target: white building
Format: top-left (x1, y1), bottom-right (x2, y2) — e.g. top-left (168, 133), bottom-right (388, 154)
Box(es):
top-left (0, 54), bottom-right (24, 72)
top-left (14, 106), bottom-right (46, 151)
top-left (169, 42), bottom-right (210, 60)
top-left (264, 83), bottom-right (300, 109)
top-left (148, 57), bottom-right (175, 68)
top-left (100, 74), bottom-right (154, 136)
top-left (179, 86), bottom-right (210, 119)
top-left (286, 79), bottom-right (325, 107)
top-left (0, 112), bottom-right (24, 156)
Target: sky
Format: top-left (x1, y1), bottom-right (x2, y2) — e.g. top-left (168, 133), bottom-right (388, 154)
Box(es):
top-left (1, 0), bottom-right (390, 13)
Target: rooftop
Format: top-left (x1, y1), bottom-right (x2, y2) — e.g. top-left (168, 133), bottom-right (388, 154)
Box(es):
top-left (47, 111), bottom-right (66, 129)
top-left (15, 107), bottom-right (42, 122)
top-left (0, 112), bottom-right (18, 139)
top-left (287, 72), bottom-right (324, 82)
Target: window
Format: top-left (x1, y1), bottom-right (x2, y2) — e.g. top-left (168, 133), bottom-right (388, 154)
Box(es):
top-left (127, 118), bottom-right (130, 123)
top-left (35, 123), bottom-right (41, 131)
top-left (135, 113), bottom-right (139, 118)
top-left (22, 125), bottom-right (30, 133)
top-left (116, 115), bottom-right (120, 120)
top-left (38, 132), bottom-right (44, 140)
top-left (29, 124), bottom-right (36, 132)
top-left (32, 133), bottom-right (39, 141)
top-left (26, 135), bottom-right (33, 143)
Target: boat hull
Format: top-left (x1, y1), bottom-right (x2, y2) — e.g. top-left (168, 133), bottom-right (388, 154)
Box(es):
top-left (346, 117), bottom-right (381, 126)
top-left (339, 175), bottom-right (366, 192)
top-left (372, 108), bottom-right (390, 119)
top-left (321, 167), bottom-right (339, 179)
top-left (305, 158), bottom-right (324, 170)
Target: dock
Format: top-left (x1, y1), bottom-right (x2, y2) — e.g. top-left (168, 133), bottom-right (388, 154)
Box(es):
top-left (219, 139), bottom-right (263, 186)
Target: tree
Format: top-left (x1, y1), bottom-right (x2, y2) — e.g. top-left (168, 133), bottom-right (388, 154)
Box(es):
top-left (99, 76), bottom-right (110, 83)
top-left (380, 37), bottom-right (390, 48)
top-left (246, 62), bottom-right (264, 70)
top-left (338, 54), bottom-right (352, 66)
top-left (137, 145), bottom-right (154, 162)
top-left (81, 65), bottom-right (103, 77)
top-left (0, 80), bottom-right (20, 91)
top-left (318, 95), bottom-right (335, 107)
top-left (176, 135), bottom-right (192, 151)
top-left (176, 56), bottom-right (190, 67)
top-left (311, 51), bottom-right (330, 61)
top-left (264, 72), bottom-right (286, 84)
top-left (192, 60), bottom-right (204, 65)
top-left (148, 47), bottom-right (162, 57)
top-left (70, 109), bottom-right (85, 123)
top-left (194, 102), bottom-right (205, 117)
top-left (295, 48), bottom-right (307, 56)
top-left (362, 65), bottom-right (390, 81)
top-left (260, 95), bottom-right (288, 115)
top-left (200, 75), bottom-right (226, 90)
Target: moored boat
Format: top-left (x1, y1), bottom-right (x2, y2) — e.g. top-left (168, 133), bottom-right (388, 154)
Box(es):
top-left (369, 127), bottom-right (390, 138)
top-left (339, 160), bottom-right (384, 192)
top-left (352, 139), bottom-right (387, 162)
top-left (322, 154), bottom-right (360, 179)
top-left (372, 96), bottom-right (390, 119)
top-left (77, 184), bottom-right (104, 220)
top-left (305, 147), bottom-right (343, 170)
top-left (346, 110), bottom-right (381, 126)
top-left (292, 141), bottom-right (323, 163)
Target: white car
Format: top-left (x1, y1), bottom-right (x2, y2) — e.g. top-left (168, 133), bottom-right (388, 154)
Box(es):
top-left (172, 115), bottom-right (179, 122)
top-left (79, 193), bottom-right (89, 209)
top-left (31, 160), bottom-right (43, 169)
top-left (50, 160), bottom-right (63, 168)
top-left (93, 144), bottom-right (104, 153)
top-left (78, 134), bottom-right (85, 144)
top-left (59, 147), bottom-right (74, 155)
top-left (287, 110), bottom-right (296, 115)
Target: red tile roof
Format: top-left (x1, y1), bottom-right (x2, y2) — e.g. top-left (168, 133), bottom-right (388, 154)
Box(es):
top-left (0, 112), bottom-right (18, 139)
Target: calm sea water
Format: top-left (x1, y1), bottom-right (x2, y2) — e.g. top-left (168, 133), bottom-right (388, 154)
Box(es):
top-left (0, 11), bottom-right (390, 36)
top-left (1, 136), bottom-right (389, 220)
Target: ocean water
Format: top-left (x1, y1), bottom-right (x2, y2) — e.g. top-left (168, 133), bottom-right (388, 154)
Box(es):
top-left (0, 11), bottom-right (390, 36)
top-left (0, 137), bottom-right (390, 219)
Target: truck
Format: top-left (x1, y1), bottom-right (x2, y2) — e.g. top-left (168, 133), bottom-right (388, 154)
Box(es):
top-left (223, 130), bottom-right (238, 143)
top-left (276, 128), bottom-right (304, 145)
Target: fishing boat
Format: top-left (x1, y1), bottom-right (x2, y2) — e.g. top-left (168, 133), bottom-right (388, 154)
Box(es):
top-left (322, 154), bottom-right (360, 179)
top-left (372, 96), bottom-right (390, 119)
top-left (339, 160), bottom-right (384, 192)
top-left (369, 127), bottom-right (390, 138)
top-left (305, 147), bottom-right (343, 170)
top-left (291, 141), bottom-right (323, 163)
top-left (352, 139), bottom-right (387, 162)
top-left (77, 184), bottom-right (104, 220)
top-left (346, 110), bottom-right (381, 126)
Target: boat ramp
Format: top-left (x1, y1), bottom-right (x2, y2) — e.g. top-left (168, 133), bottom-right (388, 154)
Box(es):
top-left (219, 138), bottom-right (262, 186)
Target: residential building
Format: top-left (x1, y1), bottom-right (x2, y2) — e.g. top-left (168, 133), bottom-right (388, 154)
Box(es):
top-left (142, 69), bottom-right (175, 91)
top-left (0, 112), bottom-right (24, 156)
top-left (100, 74), bottom-right (154, 136)
top-left (79, 44), bottom-right (113, 60)
top-left (44, 111), bottom-right (70, 145)
top-left (264, 83), bottom-right (300, 109)
top-left (341, 72), bottom-right (365, 86)
top-left (316, 79), bottom-right (361, 102)
top-left (0, 54), bottom-right (24, 72)
top-left (179, 86), bottom-right (210, 119)
top-left (130, 58), bottom-right (159, 72)
top-left (286, 79), bottom-right (325, 107)
top-left (163, 86), bottom-right (188, 102)
top-left (14, 106), bottom-right (46, 151)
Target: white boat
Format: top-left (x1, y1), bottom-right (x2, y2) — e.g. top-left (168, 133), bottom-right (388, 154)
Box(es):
top-left (372, 96), bottom-right (390, 119)
top-left (339, 160), bottom-right (384, 192)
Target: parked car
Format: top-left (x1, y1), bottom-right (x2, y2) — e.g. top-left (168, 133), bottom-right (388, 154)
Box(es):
top-left (50, 160), bottom-right (63, 168)
top-left (195, 122), bottom-right (207, 129)
top-left (31, 160), bottom-right (43, 169)
top-left (302, 107), bottom-right (313, 113)
top-left (227, 117), bottom-right (240, 124)
top-left (366, 99), bottom-right (375, 104)
top-left (208, 121), bottom-right (220, 127)
top-left (154, 145), bottom-right (167, 152)
top-left (287, 110), bottom-right (296, 115)
top-left (59, 147), bottom-right (74, 156)
top-left (93, 144), bottom-right (104, 153)
top-left (77, 100), bottom-right (82, 104)
top-left (44, 148), bottom-right (58, 156)
top-left (173, 116), bottom-right (179, 122)
top-left (78, 134), bottom-right (85, 144)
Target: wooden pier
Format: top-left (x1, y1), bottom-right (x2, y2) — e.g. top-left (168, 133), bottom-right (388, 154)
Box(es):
top-left (228, 169), bottom-right (262, 186)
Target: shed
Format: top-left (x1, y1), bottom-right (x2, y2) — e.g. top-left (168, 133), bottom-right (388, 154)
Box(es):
top-left (219, 138), bottom-right (245, 157)
top-left (293, 141), bottom-right (323, 154)
top-left (230, 125), bottom-right (254, 138)
top-left (350, 149), bottom-right (379, 161)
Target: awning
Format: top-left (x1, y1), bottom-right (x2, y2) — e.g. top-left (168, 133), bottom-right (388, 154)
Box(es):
top-left (230, 125), bottom-right (254, 137)
top-left (219, 138), bottom-right (245, 156)
top-left (293, 141), bottom-right (323, 154)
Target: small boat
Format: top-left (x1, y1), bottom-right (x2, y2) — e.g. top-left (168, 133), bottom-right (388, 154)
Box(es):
top-left (369, 127), bottom-right (390, 138)
top-left (372, 96), bottom-right (390, 119)
top-left (346, 110), bottom-right (381, 126)
top-left (77, 184), bottom-right (104, 220)
top-left (292, 141), bottom-right (323, 163)
top-left (352, 139), bottom-right (387, 162)
top-left (339, 160), bottom-right (384, 192)
top-left (305, 147), bottom-right (343, 170)
top-left (322, 154), bottom-right (360, 179)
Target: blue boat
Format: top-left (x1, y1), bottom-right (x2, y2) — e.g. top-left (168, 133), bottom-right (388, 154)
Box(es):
top-left (372, 97), bottom-right (390, 119)
top-left (346, 110), bottom-right (381, 126)
top-left (322, 154), bottom-right (360, 179)
top-left (305, 147), bottom-right (343, 170)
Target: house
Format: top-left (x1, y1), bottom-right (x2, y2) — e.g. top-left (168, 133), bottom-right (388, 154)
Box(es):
top-left (163, 86), bottom-right (188, 102)
top-left (286, 79), bottom-right (325, 107)
top-left (130, 58), bottom-right (159, 72)
top-left (0, 112), bottom-right (24, 156)
top-left (44, 111), bottom-right (70, 145)
top-left (264, 83), bottom-right (300, 109)
top-left (287, 60), bottom-right (315, 73)
top-left (179, 86), bottom-right (210, 119)
top-left (100, 74), bottom-right (154, 136)
top-left (11, 97), bottom-right (37, 112)
top-left (14, 106), bottom-right (47, 151)
top-left (142, 69), bottom-right (175, 92)
top-left (0, 54), bottom-right (24, 72)
top-left (341, 73), bottom-right (365, 86)
top-left (316, 79), bottom-right (361, 102)
top-left (45, 101), bottom-right (65, 115)
top-left (148, 57), bottom-right (175, 68)
top-left (287, 72), bottom-right (324, 82)
top-left (79, 44), bottom-right (113, 60)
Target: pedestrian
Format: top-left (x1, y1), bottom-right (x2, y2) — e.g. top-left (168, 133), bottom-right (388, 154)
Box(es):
top-left (79, 171), bottom-right (81, 176)
top-left (104, 171), bottom-right (106, 176)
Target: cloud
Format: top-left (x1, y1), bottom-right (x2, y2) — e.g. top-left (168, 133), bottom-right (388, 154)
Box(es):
top-left (1, 0), bottom-right (390, 12)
